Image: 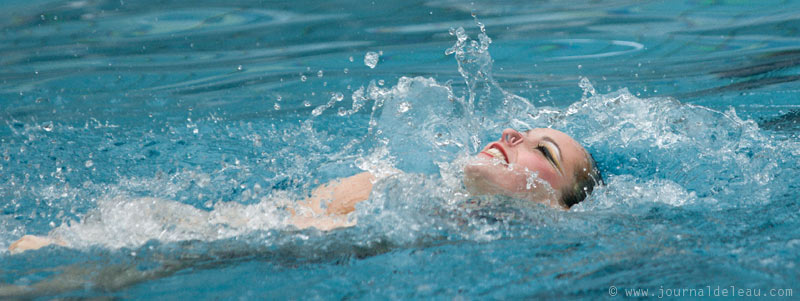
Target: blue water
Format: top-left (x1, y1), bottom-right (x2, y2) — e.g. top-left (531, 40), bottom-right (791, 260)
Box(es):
top-left (2, 0), bottom-right (799, 299)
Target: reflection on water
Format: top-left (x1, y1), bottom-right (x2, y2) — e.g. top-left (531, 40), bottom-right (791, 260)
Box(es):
top-left (2, 0), bottom-right (800, 298)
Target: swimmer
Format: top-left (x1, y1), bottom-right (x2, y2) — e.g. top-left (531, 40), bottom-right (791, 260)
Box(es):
top-left (8, 128), bottom-right (602, 253)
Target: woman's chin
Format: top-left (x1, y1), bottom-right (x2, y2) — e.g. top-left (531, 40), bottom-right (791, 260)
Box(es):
top-left (464, 177), bottom-right (499, 196)
top-left (463, 157), bottom-right (560, 205)
top-left (463, 159), bottom-right (512, 196)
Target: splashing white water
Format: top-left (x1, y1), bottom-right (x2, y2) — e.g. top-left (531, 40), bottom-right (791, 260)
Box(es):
top-left (48, 173), bottom-right (293, 249)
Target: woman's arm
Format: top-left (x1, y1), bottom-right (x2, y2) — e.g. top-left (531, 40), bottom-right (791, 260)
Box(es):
top-left (8, 235), bottom-right (66, 254)
top-left (289, 172), bottom-right (375, 230)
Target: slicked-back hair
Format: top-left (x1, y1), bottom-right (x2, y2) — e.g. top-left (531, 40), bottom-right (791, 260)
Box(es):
top-left (561, 151), bottom-right (603, 208)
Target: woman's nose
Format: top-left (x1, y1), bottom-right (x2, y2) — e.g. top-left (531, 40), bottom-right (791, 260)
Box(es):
top-left (501, 128), bottom-right (524, 146)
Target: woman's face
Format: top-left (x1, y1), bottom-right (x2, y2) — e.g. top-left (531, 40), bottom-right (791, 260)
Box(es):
top-left (463, 128), bottom-right (588, 206)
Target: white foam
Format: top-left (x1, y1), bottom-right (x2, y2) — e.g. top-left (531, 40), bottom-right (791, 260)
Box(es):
top-left (50, 193), bottom-right (290, 249)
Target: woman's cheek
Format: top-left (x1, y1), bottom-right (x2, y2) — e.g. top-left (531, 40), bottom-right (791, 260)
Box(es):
top-left (520, 159), bottom-right (560, 191)
top-left (537, 170), bottom-right (559, 190)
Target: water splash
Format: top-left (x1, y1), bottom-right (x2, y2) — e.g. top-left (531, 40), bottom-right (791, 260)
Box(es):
top-left (546, 87), bottom-right (796, 211)
top-left (52, 194), bottom-right (290, 249)
top-left (444, 19), bottom-right (535, 151)
top-left (579, 76), bottom-right (596, 101)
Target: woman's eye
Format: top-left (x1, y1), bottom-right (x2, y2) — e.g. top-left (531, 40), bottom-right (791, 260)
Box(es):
top-left (537, 145), bottom-right (554, 163)
top-left (536, 142), bottom-right (563, 174)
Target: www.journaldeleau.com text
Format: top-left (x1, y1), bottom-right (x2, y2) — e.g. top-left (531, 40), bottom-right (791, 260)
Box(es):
top-left (608, 285), bottom-right (793, 298)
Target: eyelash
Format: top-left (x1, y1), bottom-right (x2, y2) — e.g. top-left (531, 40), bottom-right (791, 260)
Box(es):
top-left (536, 145), bottom-right (555, 164)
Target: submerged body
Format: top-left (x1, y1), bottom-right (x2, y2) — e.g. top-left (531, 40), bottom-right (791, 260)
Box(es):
top-left (9, 128), bottom-right (600, 253)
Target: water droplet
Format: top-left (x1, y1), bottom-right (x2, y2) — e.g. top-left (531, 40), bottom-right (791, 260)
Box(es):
top-left (579, 77), bottom-right (596, 100)
top-left (364, 51), bottom-right (380, 69)
top-left (237, 65), bottom-right (243, 71)
top-left (317, 70), bottom-right (323, 77)
top-left (300, 75), bottom-right (307, 82)
top-left (84, 160), bottom-right (93, 168)
top-left (343, 68), bottom-right (349, 74)
top-left (303, 100), bottom-right (311, 107)
top-left (42, 122), bottom-right (53, 132)
top-left (378, 79), bottom-right (385, 86)
top-left (193, 128), bottom-right (199, 134)
top-left (577, 64), bottom-right (582, 69)
top-left (348, 56), bottom-right (354, 62)
top-left (334, 92), bottom-right (344, 101)
top-left (273, 103), bottom-right (281, 110)
top-left (397, 101), bottom-right (411, 113)
top-left (276, 95), bottom-right (282, 101)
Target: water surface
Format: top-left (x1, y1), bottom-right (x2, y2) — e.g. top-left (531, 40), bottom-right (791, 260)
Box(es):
top-left (1, 0), bottom-right (799, 299)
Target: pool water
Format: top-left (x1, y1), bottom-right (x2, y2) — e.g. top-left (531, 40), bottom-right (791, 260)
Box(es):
top-left (2, 0), bottom-right (799, 298)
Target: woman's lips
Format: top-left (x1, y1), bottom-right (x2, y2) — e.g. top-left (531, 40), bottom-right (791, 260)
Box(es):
top-left (480, 143), bottom-right (509, 164)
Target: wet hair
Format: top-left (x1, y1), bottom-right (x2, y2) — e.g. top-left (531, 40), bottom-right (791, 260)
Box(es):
top-left (561, 151), bottom-right (603, 208)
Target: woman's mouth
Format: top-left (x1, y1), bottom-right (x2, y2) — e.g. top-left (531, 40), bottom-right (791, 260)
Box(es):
top-left (481, 144), bottom-right (509, 164)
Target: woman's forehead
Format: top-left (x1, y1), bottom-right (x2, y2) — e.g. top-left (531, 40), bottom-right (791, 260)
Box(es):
top-left (524, 128), bottom-right (577, 145)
